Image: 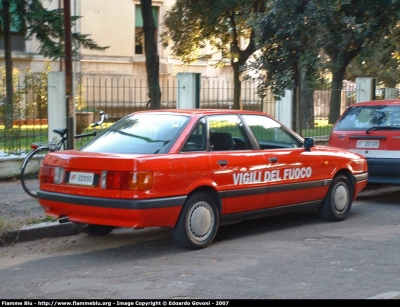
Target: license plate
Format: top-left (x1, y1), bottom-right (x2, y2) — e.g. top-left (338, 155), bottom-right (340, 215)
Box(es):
top-left (356, 140), bottom-right (380, 148)
top-left (69, 171), bottom-right (94, 186)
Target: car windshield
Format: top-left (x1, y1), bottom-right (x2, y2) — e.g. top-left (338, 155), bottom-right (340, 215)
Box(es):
top-left (80, 113), bottom-right (190, 154)
top-left (334, 105), bottom-right (400, 130)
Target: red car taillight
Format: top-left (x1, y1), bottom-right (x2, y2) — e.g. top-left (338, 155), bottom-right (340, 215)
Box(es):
top-left (40, 166), bottom-right (64, 184)
top-left (40, 165), bottom-right (54, 183)
top-left (101, 171), bottom-right (153, 190)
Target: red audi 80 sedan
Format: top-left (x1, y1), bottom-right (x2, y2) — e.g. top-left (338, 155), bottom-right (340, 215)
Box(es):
top-left (37, 109), bottom-right (368, 249)
top-left (329, 99), bottom-right (400, 185)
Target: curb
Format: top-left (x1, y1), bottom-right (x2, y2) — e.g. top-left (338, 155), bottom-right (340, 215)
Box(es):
top-left (0, 221), bottom-right (80, 246)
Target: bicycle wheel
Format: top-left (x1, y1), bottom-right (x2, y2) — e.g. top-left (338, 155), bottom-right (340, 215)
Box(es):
top-left (20, 147), bottom-right (52, 198)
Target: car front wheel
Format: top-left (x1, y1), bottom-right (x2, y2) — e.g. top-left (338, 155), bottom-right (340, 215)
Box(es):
top-left (319, 175), bottom-right (353, 222)
top-left (171, 192), bottom-right (219, 250)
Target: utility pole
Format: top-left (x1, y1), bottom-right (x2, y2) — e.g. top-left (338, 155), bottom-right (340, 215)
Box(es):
top-left (2, 0), bottom-right (13, 129)
top-left (63, 0), bottom-right (74, 149)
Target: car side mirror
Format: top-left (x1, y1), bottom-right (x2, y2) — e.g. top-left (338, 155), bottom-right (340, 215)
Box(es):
top-left (304, 137), bottom-right (314, 151)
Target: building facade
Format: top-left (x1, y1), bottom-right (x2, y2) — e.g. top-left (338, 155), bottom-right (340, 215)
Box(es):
top-left (0, 0), bottom-right (233, 81)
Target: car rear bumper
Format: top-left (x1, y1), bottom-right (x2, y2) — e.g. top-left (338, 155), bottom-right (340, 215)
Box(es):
top-left (37, 190), bottom-right (185, 228)
top-left (366, 158), bottom-right (400, 185)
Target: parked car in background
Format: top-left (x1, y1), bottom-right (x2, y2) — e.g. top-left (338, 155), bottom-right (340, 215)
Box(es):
top-left (37, 109), bottom-right (368, 249)
top-left (329, 99), bottom-right (400, 185)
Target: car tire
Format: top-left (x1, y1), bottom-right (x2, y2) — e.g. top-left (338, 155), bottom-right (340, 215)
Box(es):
top-left (171, 192), bottom-right (219, 250)
top-left (319, 175), bottom-right (353, 222)
top-left (76, 223), bottom-right (115, 236)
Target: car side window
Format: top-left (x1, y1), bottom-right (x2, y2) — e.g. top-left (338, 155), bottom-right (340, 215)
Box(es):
top-left (242, 115), bottom-right (302, 149)
top-left (183, 118), bottom-right (207, 152)
top-left (207, 115), bottom-right (252, 151)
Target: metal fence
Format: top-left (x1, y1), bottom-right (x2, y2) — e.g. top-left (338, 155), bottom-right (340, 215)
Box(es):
top-left (76, 75), bottom-right (271, 120)
top-left (0, 73), bottom-right (365, 156)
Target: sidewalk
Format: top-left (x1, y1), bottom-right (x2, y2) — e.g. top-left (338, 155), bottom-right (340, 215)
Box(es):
top-left (0, 179), bottom-right (79, 246)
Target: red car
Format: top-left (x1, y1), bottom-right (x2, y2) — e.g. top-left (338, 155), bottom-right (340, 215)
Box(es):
top-left (329, 99), bottom-right (400, 185)
top-left (37, 109), bottom-right (368, 249)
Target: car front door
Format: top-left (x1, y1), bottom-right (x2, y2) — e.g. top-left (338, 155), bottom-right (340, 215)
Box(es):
top-left (241, 114), bottom-right (325, 208)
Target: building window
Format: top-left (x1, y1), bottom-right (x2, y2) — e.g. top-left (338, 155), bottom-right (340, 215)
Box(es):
top-left (0, 0), bottom-right (25, 52)
top-left (135, 4), bottom-right (159, 55)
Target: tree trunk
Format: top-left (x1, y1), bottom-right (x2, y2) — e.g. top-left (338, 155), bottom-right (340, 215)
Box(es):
top-left (327, 50), bottom-right (357, 125)
top-left (2, 0), bottom-right (14, 129)
top-left (141, 0), bottom-right (161, 110)
top-left (231, 61), bottom-right (242, 110)
top-left (229, 26), bottom-right (256, 110)
top-left (328, 67), bottom-right (346, 124)
top-left (300, 69), bottom-right (314, 130)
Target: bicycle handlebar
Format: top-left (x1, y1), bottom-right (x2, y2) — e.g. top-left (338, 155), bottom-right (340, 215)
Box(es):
top-left (52, 110), bottom-right (108, 138)
top-left (75, 131), bottom-right (97, 139)
top-left (91, 110), bottom-right (108, 128)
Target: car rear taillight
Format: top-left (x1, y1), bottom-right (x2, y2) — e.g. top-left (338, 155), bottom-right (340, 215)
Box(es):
top-left (101, 171), bottom-right (153, 190)
top-left (123, 171), bottom-right (153, 190)
top-left (40, 166), bottom-right (64, 184)
top-left (104, 171), bottom-right (121, 189)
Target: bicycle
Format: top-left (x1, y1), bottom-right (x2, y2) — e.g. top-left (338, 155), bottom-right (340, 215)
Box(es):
top-left (20, 110), bottom-right (108, 198)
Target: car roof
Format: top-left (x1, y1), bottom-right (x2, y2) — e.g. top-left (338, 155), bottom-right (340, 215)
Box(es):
top-left (132, 109), bottom-right (271, 117)
top-left (351, 99), bottom-right (400, 107)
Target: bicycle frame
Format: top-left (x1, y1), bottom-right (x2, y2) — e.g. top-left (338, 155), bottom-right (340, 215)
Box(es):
top-left (21, 110), bottom-right (108, 198)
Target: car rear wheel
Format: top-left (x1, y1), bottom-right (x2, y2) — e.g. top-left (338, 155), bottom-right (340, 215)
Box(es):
top-left (319, 175), bottom-right (353, 222)
top-left (171, 192), bottom-right (219, 250)
top-left (76, 223), bottom-right (115, 236)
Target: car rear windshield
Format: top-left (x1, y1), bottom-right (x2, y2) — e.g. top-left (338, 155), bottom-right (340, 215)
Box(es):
top-left (334, 105), bottom-right (400, 130)
top-left (80, 114), bottom-right (190, 154)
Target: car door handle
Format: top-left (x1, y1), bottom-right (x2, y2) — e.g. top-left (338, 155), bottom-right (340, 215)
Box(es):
top-left (269, 157), bottom-right (278, 163)
top-left (217, 160), bottom-right (228, 166)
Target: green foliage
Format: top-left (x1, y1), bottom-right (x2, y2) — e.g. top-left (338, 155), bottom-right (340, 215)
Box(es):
top-left (162, 0), bottom-right (264, 65)
top-left (345, 24), bottom-right (400, 87)
top-left (20, 60), bottom-right (52, 119)
top-left (0, 66), bottom-right (23, 119)
top-left (0, 61), bottom-right (51, 123)
top-left (252, 0), bottom-right (400, 124)
top-left (0, 0), bottom-right (109, 59)
top-left (13, 0), bottom-right (108, 59)
top-left (0, 0), bottom-right (109, 130)
top-left (309, 0), bottom-right (400, 123)
top-left (161, 0), bottom-right (266, 109)
top-left (75, 83), bottom-right (87, 111)
top-left (249, 0), bottom-right (329, 99)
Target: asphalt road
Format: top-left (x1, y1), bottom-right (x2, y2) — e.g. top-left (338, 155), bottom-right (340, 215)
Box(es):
top-left (0, 182), bottom-right (400, 299)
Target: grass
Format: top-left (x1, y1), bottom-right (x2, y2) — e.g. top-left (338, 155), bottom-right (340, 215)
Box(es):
top-left (301, 118), bottom-right (333, 138)
top-left (0, 122), bottom-right (114, 154)
top-left (0, 125), bottom-right (49, 154)
top-left (0, 212), bottom-right (58, 245)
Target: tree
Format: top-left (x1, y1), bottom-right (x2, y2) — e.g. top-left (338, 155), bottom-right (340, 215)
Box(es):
top-left (253, 0), bottom-right (400, 127)
top-left (140, 0), bottom-right (161, 109)
top-left (308, 0), bottom-right (400, 124)
top-left (0, 0), bottom-right (108, 129)
top-left (345, 23), bottom-right (400, 88)
top-left (251, 0), bottom-right (323, 131)
top-left (161, 0), bottom-right (266, 110)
